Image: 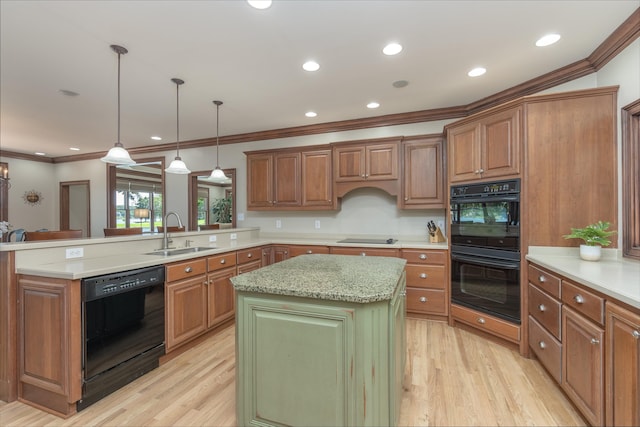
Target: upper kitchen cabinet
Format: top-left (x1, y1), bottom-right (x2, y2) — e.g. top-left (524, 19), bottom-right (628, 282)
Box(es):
top-left (333, 136), bottom-right (401, 198)
top-left (447, 106), bottom-right (521, 183)
top-left (246, 145), bottom-right (335, 211)
top-left (400, 135), bottom-right (445, 209)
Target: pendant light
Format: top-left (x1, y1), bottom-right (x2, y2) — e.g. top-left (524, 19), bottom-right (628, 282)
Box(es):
top-left (210, 100), bottom-right (229, 181)
top-left (165, 78), bottom-right (191, 174)
top-left (101, 45), bottom-right (136, 165)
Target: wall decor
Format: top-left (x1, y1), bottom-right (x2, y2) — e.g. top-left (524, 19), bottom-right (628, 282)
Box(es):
top-left (23, 190), bottom-right (43, 206)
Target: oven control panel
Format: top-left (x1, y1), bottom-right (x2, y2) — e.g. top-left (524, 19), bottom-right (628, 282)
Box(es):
top-left (451, 179), bottom-right (520, 198)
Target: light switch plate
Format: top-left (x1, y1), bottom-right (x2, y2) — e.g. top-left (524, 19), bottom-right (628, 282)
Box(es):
top-left (230, 233), bottom-right (237, 240)
top-left (209, 235), bottom-right (217, 242)
top-left (237, 213), bottom-right (245, 221)
top-left (314, 220), bottom-right (321, 229)
top-left (276, 219), bottom-right (282, 229)
top-left (66, 247), bottom-right (84, 259)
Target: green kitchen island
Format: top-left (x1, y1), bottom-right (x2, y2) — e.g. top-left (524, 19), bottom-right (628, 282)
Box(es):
top-left (231, 254), bottom-right (407, 427)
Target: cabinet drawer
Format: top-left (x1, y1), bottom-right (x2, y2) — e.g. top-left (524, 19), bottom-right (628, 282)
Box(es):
top-left (561, 280), bottom-right (604, 325)
top-left (528, 284), bottom-right (561, 340)
top-left (237, 248), bottom-right (263, 265)
top-left (405, 265), bottom-right (445, 289)
top-left (237, 259), bottom-right (262, 274)
top-left (288, 245), bottom-right (330, 257)
top-left (528, 315), bottom-right (562, 383)
top-left (330, 247), bottom-right (400, 257)
top-left (528, 264), bottom-right (561, 299)
top-left (406, 288), bottom-right (446, 315)
top-left (451, 304), bottom-right (520, 344)
top-left (166, 258), bottom-right (207, 282)
top-left (401, 249), bottom-right (446, 265)
top-left (207, 252), bottom-right (237, 272)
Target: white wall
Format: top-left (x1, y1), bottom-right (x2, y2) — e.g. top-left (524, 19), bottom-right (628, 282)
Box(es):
top-left (2, 40), bottom-right (638, 240)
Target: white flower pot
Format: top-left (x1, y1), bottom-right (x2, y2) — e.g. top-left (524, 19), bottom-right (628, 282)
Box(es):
top-left (579, 244), bottom-right (602, 261)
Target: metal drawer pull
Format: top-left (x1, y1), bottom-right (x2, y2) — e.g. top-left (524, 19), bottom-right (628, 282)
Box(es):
top-left (590, 338), bottom-right (600, 345)
top-left (419, 254), bottom-right (427, 260)
top-left (185, 266), bottom-right (193, 273)
top-left (632, 330), bottom-right (640, 339)
top-left (420, 273), bottom-right (428, 279)
top-left (538, 304), bottom-right (546, 312)
top-left (306, 250), bottom-right (313, 254)
top-left (360, 252), bottom-right (366, 256)
top-left (247, 253), bottom-right (252, 258)
top-left (220, 259), bottom-right (225, 264)
top-left (538, 275), bottom-right (546, 283)
top-left (419, 296), bottom-right (427, 303)
top-left (477, 317), bottom-right (486, 324)
top-left (539, 341), bottom-right (546, 349)
top-left (573, 294), bottom-right (585, 304)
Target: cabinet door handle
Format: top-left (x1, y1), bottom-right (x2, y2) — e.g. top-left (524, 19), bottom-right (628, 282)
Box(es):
top-left (477, 317), bottom-right (486, 325)
top-left (419, 254), bottom-right (427, 260)
top-left (247, 253), bottom-right (252, 258)
top-left (220, 259), bottom-right (226, 264)
top-left (419, 296), bottom-right (427, 303)
top-left (573, 294), bottom-right (585, 304)
top-left (539, 341), bottom-right (546, 349)
top-left (538, 304), bottom-right (546, 312)
top-left (185, 266), bottom-right (193, 273)
top-left (419, 273), bottom-right (428, 279)
top-left (538, 275), bottom-right (546, 283)
top-left (632, 330), bottom-right (640, 339)
top-left (474, 169), bottom-right (480, 174)
top-left (590, 338), bottom-right (600, 345)
top-left (361, 174), bottom-right (366, 178)
top-left (404, 197), bottom-right (408, 201)
top-left (478, 168), bottom-right (484, 173)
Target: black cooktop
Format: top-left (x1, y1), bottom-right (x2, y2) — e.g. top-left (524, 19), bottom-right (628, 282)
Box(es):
top-left (336, 238), bottom-right (397, 245)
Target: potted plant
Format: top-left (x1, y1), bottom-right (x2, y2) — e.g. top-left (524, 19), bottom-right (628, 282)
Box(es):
top-left (211, 194), bottom-right (233, 224)
top-left (563, 220), bottom-right (616, 261)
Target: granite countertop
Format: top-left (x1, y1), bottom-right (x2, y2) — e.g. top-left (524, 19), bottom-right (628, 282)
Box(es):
top-left (526, 246), bottom-right (640, 309)
top-left (231, 254), bottom-right (407, 303)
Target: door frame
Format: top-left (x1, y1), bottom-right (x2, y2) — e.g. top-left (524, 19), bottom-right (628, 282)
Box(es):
top-left (60, 180), bottom-right (91, 237)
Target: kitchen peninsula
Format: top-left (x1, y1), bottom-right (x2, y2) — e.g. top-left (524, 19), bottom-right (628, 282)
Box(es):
top-left (231, 254), bottom-right (407, 427)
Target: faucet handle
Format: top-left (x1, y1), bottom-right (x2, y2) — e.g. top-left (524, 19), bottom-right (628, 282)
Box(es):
top-left (185, 239), bottom-right (194, 247)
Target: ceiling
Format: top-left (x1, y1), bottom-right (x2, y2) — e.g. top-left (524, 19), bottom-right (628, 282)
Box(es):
top-left (1, 1), bottom-right (638, 159)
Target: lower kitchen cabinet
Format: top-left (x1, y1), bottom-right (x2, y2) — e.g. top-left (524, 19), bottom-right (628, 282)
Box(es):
top-left (165, 258), bottom-right (208, 352)
top-left (401, 249), bottom-right (448, 318)
top-left (329, 246), bottom-right (400, 257)
top-left (606, 302), bottom-right (640, 427)
top-left (288, 245), bottom-right (330, 257)
top-left (206, 252), bottom-right (238, 329)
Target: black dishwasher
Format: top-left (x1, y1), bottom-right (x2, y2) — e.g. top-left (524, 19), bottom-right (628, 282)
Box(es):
top-left (79, 265), bottom-right (165, 410)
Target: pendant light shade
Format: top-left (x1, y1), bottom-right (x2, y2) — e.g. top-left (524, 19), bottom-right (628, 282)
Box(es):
top-left (210, 100), bottom-right (229, 182)
top-left (101, 45), bottom-right (136, 165)
top-left (165, 78), bottom-right (191, 174)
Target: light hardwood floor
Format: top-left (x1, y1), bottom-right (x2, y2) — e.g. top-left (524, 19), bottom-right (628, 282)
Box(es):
top-left (0, 319), bottom-right (586, 426)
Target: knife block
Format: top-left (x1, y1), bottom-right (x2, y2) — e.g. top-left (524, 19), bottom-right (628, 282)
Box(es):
top-left (429, 227), bottom-right (446, 243)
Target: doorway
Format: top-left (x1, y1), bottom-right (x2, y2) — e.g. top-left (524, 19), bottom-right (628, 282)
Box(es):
top-left (60, 180), bottom-right (91, 237)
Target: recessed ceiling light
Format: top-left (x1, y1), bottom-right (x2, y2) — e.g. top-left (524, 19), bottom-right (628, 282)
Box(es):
top-left (536, 33), bottom-right (561, 47)
top-left (302, 61), bottom-right (320, 72)
top-left (367, 102), bottom-right (380, 109)
top-left (305, 111), bottom-right (317, 118)
top-left (35, 152), bottom-right (46, 156)
top-left (468, 67), bottom-right (487, 77)
top-left (247, 0), bottom-right (272, 10)
top-left (69, 147), bottom-right (80, 151)
top-left (392, 80), bottom-right (409, 88)
top-left (59, 89), bottom-right (79, 97)
top-left (151, 136), bottom-right (162, 141)
top-left (383, 43), bottom-right (403, 56)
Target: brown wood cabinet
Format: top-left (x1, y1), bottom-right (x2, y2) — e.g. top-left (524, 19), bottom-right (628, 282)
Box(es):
top-left (288, 245), bottom-right (330, 257)
top-left (165, 258), bottom-right (208, 352)
top-left (301, 148), bottom-right (334, 208)
top-left (329, 246), bottom-right (400, 257)
top-left (606, 302), bottom-right (640, 427)
top-left (400, 136), bottom-right (445, 209)
top-left (206, 253), bottom-right (238, 329)
top-left (401, 249), bottom-right (448, 318)
top-left (237, 247), bottom-right (263, 274)
top-left (246, 151), bottom-right (301, 209)
top-left (447, 106), bottom-right (521, 183)
top-left (450, 304), bottom-right (521, 344)
top-left (260, 245), bottom-right (290, 266)
top-left (17, 275), bottom-right (81, 418)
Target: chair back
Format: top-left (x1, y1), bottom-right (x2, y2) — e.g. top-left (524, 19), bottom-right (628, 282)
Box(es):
top-left (104, 227), bottom-right (143, 237)
top-left (199, 224), bottom-right (220, 230)
top-left (157, 226), bottom-right (185, 233)
top-left (7, 228), bottom-right (26, 242)
top-left (24, 230), bottom-right (83, 241)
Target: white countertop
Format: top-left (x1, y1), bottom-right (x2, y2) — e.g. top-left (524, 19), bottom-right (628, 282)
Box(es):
top-left (526, 246), bottom-right (640, 309)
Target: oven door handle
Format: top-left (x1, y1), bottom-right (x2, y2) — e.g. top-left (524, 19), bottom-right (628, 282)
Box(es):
top-left (451, 253), bottom-right (520, 269)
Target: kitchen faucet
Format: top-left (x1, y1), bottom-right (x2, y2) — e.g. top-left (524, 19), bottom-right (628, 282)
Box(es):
top-left (162, 211), bottom-right (184, 250)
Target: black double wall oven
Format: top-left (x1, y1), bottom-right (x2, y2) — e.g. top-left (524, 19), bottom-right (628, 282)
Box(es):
top-left (450, 179), bottom-right (521, 324)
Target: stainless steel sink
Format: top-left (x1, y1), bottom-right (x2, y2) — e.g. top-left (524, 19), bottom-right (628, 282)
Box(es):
top-left (144, 246), bottom-right (216, 256)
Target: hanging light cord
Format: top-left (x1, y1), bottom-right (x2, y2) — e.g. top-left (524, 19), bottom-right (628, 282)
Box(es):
top-left (116, 49), bottom-right (122, 147)
top-left (214, 100), bottom-right (223, 167)
top-left (175, 81), bottom-right (180, 157)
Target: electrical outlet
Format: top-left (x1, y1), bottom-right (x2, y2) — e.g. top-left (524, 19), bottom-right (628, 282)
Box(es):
top-left (276, 219), bottom-right (282, 229)
top-left (437, 220), bottom-right (444, 230)
top-left (209, 235), bottom-right (217, 242)
top-left (65, 247), bottom-right (84, 259)
top-left (230, 233), bottom-right (237, 240)
top-left (314, 220), bottom-right (321, 229)
top-left (237, 213), bottom-right (245, 221)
